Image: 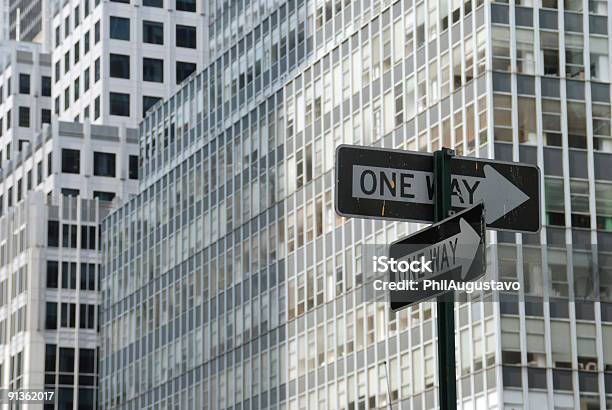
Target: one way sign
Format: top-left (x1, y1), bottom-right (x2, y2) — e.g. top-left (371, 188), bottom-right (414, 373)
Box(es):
top-left (335, 144), bottom-right (541, 232)
top-left (389, 203), bottom-right (486, 310)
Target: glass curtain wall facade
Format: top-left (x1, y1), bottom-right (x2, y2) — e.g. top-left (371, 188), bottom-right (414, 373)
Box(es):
top-left (101, 0), bottom-right (612, 409)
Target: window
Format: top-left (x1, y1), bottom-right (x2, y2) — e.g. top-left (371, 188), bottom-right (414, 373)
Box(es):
top-left (143, 96), bottom-right (161, 116)
top-left (80, 263), bottom-right (96, 291)
top-left (74, 78), bottom-right (80, 101)
top-left (129, 155), bottom-right (138, 179)
top-left (45, 303), bottom-right (57, 329)
top-left (42, 109), bottom-right (51, 124)
top-left (95, 58), bottom-right (100, 81)
top-left (61, 262), bottom-right (77, 289)
top-left (59, 348), bottom-right (74, 372)
top-left (79, 349), bottom-right (95, 373)
top-left (176, 25), bottom-right (196, 48)
top-left (60, 303), bottom-right (76, 327)
top-left (144, 0), bottom-right (162, 6)
top-left (74, 5), bottom-right (80, 26)
top-left (55, 61), bottom-right (60, 82)
top-left (64, 16), bottom-right (70, 37)
top-left (176, 61), bottom-right (196, 84)
top-left (94, 191), bottom-right (116, 201)
top-left (94, 96), bottom-right (100, 119)
top-left (143, 58), bottom-right (163, 82)
top-left (95, 21), bottom-right (100, 43)
top-left (61, 188), bottom-right (79, 197)
top-left (74, 41), bottom-right (80, 64)
top-left (84, 68), bottom-right (90, 91)
top-left (110, 54), bottom-right (130, 79)
top-left (19, 74), bottom-right (30, 94)
top-left (143, 20), bottom-right (163, 44)
top-left (45, 344), bottom-right (56, 373)
top-left (110, 16), bottom-right (130, 40)
top-left (42, 76), bottom-right (51, 96)
top-left (176, 0), bottom-right (195, 11)
top-left (46, 261), bottom-right (58, 288)
top-left (111, 0), bottom-right (129, 3)
top-left (93, 152), bottom-right (116, 177)
top-left (61, 149), bottom-right (80, 174)
top-left (64, 87), bottom-right (69, 110)
top-left (18, 107), bottom-right (29, 127)
top-left (84, 31), bottom-right (90, 54)
top-left (64, 51), bottom-right (70, 73)
top-left (109, 92), bottom-right (130, 117)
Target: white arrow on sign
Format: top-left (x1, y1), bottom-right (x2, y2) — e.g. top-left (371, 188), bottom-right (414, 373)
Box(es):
top-left (396, 218), bottom-right (481, 281)
top-left (351, 164), bottom-right (529, 224)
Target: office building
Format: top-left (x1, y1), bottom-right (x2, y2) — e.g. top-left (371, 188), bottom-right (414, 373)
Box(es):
top-left (51, 0), bottom-right (207, 127)
top-left (0, 120), bottom-right (139, 409)
top-left (0, 40), bottom-right (52, 167)
top-left (94, 0), bottom-right (609, 409)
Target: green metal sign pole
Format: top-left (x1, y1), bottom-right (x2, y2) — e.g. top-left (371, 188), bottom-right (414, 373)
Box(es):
top-left (433, 148), bottom-right (457, 410)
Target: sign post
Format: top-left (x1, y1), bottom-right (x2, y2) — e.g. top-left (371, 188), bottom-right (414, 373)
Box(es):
top-left (433, 147), bottom-right (456, 410)
top-left (335, 143), bottom-right (541, 410)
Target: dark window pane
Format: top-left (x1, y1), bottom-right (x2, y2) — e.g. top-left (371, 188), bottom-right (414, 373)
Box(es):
top-left (592, 82), bottom-right (610, 102)
top-left (129, 155), bottom-right (139, 179)
top-left (59, 348), bottom-right (75, 372)
top-left (176, 61), bottom-right (196, 84)
top-left (93, 191), bottom-right (116, 201)
top-left (176, 0), bottom-right (195, 11)
top-left (47, 261), bottom-right (58, 288)
top-left (564, 12), bottom-right (583, 32)
top-left (579, 371), bottom-right (599, 392)
top-left (143, 20), bottom-right (163, 44)
top-left (143, 58), bottom-right (163, 82)
top-left (45, 302), bottom-right (57, 329)
top-left (109, 92), bottom-right (130, 117)
top-left (541, 77), bottom-right (560, 97)
top-left (61, 149), bottom-right (80, 174)
top-left (515, 7), bottom-right (533, 27)
top-left (110, 54), bottom-right (130, 79)
top-left (553, 369), bottom-right (573, 390)
top-left (42, 109), bottom-right (51, 124)
top-left (18, 106), bottom-right (29, 127)
top-left (527, 367), bottom-right (547, 389)
top-left (61, 188), bottom-right (79, 197)
top-left (110, 16), bottom-right (130, 40)
top-left (539, 10), bottom-right (558, 29)
top-left (491, 4), bottom-right (509, 24)
top-left (79, 349), bottom-right (95, 373)
top-left (143, 0), bottom-right (162, 6)
top-left (503, 366), bottom-right (522, 387)
top-left (493, 72), bottom-right (511, 92)
top-left (176, 25), bottom-right (196, 48)
top-left (589, 15), bottom-right (607, 35)
top-left (143, 96), bottom-right (161, 117)
top-left (517, 75), bottom-right (535, 95)
top-left (566, 80), bottom-right (584, 100)
top-left (93, 152), bottom-right (116, 177)
top-left (48, 221), bottom-right (59, 247)
top-left (45, 344), bottom-right (57, 372)
top-left (19, 74), bottom-right (30, 94)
